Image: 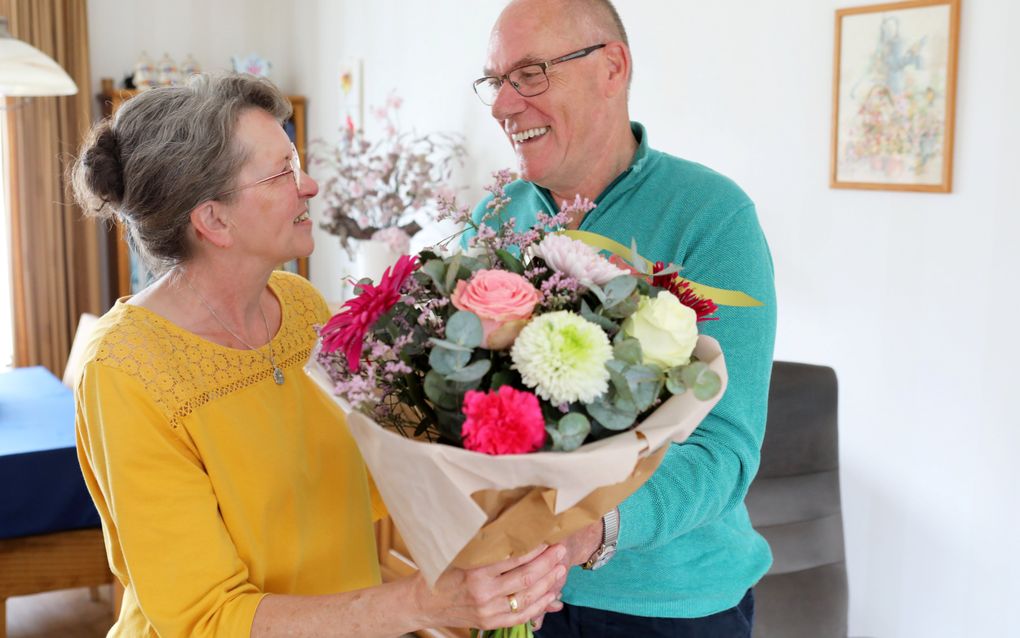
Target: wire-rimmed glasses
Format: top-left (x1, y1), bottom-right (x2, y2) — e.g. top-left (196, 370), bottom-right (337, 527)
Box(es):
top-left (472, 43), bottom-right (606, 106)
top-left (217, 142), bottom-right (301, 199)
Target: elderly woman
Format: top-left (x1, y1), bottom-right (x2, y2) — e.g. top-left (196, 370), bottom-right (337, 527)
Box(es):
top-left (71, 73), bottom-right (565, 637)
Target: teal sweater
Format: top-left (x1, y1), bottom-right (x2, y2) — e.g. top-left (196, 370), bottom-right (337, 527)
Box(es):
top-left (469, 123), bottom-right (777, 618)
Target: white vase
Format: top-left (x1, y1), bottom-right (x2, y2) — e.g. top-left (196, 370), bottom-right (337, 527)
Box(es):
top-left (347, 239), bottom-right (401, 297)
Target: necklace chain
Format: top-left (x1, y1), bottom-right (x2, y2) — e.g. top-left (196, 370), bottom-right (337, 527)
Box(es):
top-left (181, 270), bottom-right (285, 385)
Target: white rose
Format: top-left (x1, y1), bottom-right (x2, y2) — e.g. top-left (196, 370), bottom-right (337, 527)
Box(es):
top-left (621, 294), bottom-right (698, 369)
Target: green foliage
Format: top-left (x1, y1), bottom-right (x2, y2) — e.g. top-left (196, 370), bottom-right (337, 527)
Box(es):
top-left (445, 311), bottom-right (484, 349)
top-left (612, 337), bottom-right (643, 366)
top-left (586, 392), bottom-right (638, 431)
top-left (489, 369), bottom-right (516, 390)
top-left (586, 275), bottom-right (639, 320)
top-left (444, 253), bottom-right (463, 292)
top-left (682, 361), bottom-right (722, 400)
top-left (665, 370), bottom-right (687, 395)
top-left (579, 299), bottom-right (618, 333)
top-left (606, 359), bottom-right (661, 413)
top-left (546, 413), bottom-right (591, 452)
top-left (665, 360), bottom-right (722, 400)
top-left (471, 620), bottom-right (535, 637)
top-left (446, 359), bottom-right (492, 382)
top-left (423, 370), bottom-right (460, 410)
top-left (429, 345), bottom-right (470, 375)
top-left (421, 259), bottom-right (449, 294)
top-left (603, 275), bottom-right (637, 307)
top-left (495, 248), bottom-right (525, 274)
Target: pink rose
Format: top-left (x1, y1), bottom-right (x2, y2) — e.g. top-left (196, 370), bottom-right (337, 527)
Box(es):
top-left (451, 269), bottom-right (540, 350)
top-left (461, 386), bottom-right (546, 455)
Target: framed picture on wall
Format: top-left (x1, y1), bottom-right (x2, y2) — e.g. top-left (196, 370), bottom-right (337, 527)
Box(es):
top-left (830, 0), bottom-right (961, 192)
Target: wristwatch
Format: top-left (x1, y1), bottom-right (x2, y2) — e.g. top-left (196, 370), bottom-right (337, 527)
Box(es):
top-left (582, 507), bottom-right (619, 570)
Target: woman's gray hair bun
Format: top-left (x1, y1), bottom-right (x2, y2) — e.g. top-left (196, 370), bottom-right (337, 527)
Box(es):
top-left (72, 120), bottom-right (124, 220)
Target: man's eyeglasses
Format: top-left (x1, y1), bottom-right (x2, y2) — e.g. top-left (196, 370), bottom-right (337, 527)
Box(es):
top-left (472, 43), bottom-right (606, 106)
top-left (217, 143), bottom-right (301, 199)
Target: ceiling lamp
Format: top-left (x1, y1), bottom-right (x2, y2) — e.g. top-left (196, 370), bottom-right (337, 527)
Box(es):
top-left (0, 16), bottom-right (77, 97)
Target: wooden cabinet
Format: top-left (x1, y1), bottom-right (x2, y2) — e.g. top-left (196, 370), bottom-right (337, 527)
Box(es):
top-left (376, 517), bottom-right (470, 638)
top-left (97, 80), bottom-right (309, 298)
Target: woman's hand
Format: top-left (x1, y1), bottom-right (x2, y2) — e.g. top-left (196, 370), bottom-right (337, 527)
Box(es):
top-left (413, 543), bottom-right (568, 630)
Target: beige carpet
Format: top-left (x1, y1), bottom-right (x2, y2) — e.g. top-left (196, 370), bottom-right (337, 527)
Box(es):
top-left (5, 586), bottom-right (113, 638)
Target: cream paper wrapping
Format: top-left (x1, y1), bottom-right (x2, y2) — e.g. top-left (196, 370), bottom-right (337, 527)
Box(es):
top-left (305, 335), bottom-right (726, 585)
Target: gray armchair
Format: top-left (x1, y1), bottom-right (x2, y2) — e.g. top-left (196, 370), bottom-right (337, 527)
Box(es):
top-left (746, 362), bottom-right (847, 638)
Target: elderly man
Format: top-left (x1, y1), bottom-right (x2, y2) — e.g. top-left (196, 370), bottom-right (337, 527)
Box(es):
top-left (470, 0), bottom-right (777, 636)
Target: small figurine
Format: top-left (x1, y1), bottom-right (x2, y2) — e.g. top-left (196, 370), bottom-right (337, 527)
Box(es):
top-left (232, 53), bottom-right (271, 78)
top-left (156, 53), bottom-right (179, 86)
top-left (132, 51), bottom-right (156, 90)
top-left (180, 54), bottom-right (201, 79)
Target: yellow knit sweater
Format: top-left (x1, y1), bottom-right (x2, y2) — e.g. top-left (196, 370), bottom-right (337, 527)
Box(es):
top-left (76, 272), bottom-right (383, 637)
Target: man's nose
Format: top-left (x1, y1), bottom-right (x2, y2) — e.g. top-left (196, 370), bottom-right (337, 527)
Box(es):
top-left (491, 81), bottom-right (526, 120)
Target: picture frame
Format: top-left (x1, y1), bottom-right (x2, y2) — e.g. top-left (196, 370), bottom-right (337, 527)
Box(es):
top-left (337, 58), bottom-right (365, 131)
top-left (830, 0), bottom-right (961, 192)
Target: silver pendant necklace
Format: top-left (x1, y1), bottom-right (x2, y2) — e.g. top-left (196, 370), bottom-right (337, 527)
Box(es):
top-left (181, 270), bottom-right (284, 385)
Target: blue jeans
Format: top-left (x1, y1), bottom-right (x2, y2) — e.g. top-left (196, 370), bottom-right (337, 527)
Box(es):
top-left (535, 588), bottom-right (754, 638)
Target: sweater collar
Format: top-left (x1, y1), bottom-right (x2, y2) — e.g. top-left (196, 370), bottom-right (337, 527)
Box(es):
top-left (528, 121), bottom-right (651, 214)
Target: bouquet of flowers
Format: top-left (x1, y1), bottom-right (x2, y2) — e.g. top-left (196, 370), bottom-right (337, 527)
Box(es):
top-left (312, 93), bottom-right (467, 256)
top-left (305, 170), bottom-right (730, 636)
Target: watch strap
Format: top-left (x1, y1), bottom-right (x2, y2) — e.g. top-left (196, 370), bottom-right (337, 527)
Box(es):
top-left (582, 507), bottom-right (619, 570)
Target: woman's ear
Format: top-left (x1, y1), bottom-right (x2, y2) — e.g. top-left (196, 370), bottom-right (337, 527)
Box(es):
top-left (189, 201), bottom-right (234, 249)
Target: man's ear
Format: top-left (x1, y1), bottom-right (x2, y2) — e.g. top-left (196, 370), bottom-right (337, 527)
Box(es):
top-left (189, 200), bottom-right (235, 249)
top-left (602, 41), bottom-right (631, 98)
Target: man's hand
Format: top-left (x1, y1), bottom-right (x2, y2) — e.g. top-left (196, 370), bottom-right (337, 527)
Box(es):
top-left (530, 519), bottom-right (604, 631)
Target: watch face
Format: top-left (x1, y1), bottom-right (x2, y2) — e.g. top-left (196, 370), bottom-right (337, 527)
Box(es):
top-left (590, 546), bottom-right (616, 570)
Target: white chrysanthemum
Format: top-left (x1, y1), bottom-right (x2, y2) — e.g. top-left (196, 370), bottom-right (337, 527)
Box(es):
top-left (531, 234), bottom-right (629, 288)
top-left (510, 311), bottom-right (612, 404)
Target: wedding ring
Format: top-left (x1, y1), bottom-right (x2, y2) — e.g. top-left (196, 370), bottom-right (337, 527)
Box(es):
top-left (507, 594), bottom-right (519, 612)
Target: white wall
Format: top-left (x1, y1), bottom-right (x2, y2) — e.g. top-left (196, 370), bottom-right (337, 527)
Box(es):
top-left (87, 1), bottom-right (298, 95)
top-left (88, 2), bottom-right (1020, 636)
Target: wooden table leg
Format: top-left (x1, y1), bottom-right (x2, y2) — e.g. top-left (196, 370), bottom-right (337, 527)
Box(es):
top-left (113, 580), bottom-right (124, 619)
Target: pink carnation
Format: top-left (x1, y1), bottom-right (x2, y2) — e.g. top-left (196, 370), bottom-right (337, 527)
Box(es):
top-left (451, 269), bottom-right (540, 350)
top-left (461, 387), bottom-right (546, 455)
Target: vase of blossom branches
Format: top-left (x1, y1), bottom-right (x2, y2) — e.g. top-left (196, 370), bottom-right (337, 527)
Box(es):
top-left (312, 94), bottom-right (466, 289)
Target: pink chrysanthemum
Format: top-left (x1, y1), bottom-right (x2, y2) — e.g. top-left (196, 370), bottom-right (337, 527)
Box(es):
top-left (461, 386), bottom-right (546, 455)
top-left (320, 254), bottom-right (420, 370)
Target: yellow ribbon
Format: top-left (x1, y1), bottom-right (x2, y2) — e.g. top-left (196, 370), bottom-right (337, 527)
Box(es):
top-left (562, 229), bottom-right (763, 308)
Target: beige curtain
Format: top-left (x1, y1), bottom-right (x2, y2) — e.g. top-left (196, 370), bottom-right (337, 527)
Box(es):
top-left (2, 0), bottom-right (102, 374)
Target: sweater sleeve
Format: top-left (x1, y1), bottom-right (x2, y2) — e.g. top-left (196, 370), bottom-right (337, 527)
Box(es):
top-left (616, 202), bottom-right (777, 551)
top-left (76, 362), bottom-right (266, 637)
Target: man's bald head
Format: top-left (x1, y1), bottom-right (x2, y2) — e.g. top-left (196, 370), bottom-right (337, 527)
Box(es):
top-left (494, 0), bottom-right (630, 85)
top-left (497, 0), bottom-right (628, 48)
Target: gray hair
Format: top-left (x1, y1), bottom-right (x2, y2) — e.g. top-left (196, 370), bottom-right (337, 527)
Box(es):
top-left (579, 0), bottom-right (628, 48)
top-left (71, 73), bottom-right (292, 274)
